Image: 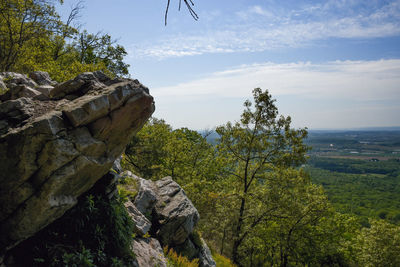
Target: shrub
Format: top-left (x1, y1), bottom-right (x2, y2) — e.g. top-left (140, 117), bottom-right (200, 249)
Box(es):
top-left (212, 253), bottom-right (237, 267)
top-left (9, 194), bottom-right (136, 266)
top-left (164, 247), bottom-right (199, 267)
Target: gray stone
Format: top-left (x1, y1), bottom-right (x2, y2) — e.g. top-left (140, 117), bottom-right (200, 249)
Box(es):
top-left (124, 201), bottom-right (151, 236)
top-left (134, 177), bottom-right (158, 219)
top-left (0, 97), bottom-right (35, 132)
top-left (154, 176), bottom-right (200, 246)
top-left (0, 72), bottom-right (154, 252)
top-left (49, 72), bottom-right (109, 99)
top-left (0, 85), bottom-right (42, 101)
top-left (198, 238), bottom-right (216, 267)
top-left (112, 156), bottom-right (123, 174)
top-left (131, 238), bottom-right (167, 267)
top-left (0, 72), bottom-right (37, 89)
top-left (29, 71), bottom-right (56, 86)
top-left (35, 85), bottom-right (54, 97)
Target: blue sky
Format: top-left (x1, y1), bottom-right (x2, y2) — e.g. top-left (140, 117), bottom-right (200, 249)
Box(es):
top-left (58, 0), bottom-right (400, 130)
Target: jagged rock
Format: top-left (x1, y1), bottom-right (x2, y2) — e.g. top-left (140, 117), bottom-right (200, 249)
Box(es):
top-left (0, 84), bottom-right (42, 101)
top-left (134, 176), bottom-right (158, 219)
top-left (198, 238), bottom-right (216, 267)
top-left (0, 72), bottom-right (37, 90)
top-left (0, 97), bottom-right (35, 134)
top-left (49, 71), bottom-right (110, 99)
top-left (112, 155), bottom-right (123, 174)
top-left (118, 170), bottom-right (158, 219)
top-left (125, 201), bottom-right (151, 236)
top-left (154, 176), bottom-right (200, 246)
top-left (35, 85), bottom-right (54, 97)
top-left (131, 238), bottom-right (167, 267)
top-left (29, 71), bottom-right (57, 86)
top-left (0, 71), bottom-right (154, 252)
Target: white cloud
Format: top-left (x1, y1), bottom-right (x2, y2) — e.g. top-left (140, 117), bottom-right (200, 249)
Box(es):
top-left (152, 59), bottom-right (400, 101)
top-left (150, 59), bottom-right (400, 129)
top-left (133, 1), bottom-right (400, 59)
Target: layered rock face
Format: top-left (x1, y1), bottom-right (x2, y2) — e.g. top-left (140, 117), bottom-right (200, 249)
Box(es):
top-left (0, 72), bottom-right (154, 252)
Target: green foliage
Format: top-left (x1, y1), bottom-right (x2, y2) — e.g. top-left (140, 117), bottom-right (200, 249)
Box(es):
top-left (307, 157), bottom-right (400, 224)
top-left (215, 88), bottom-right (309, 265)
top-left (164, 247), bottom-right (199, 267)
top-left (212, 253), bottom-right (236, 267)
top-left (118, 173), bottom-right (139, 202)
top-left (191, 230), bottom-right (203, 248)
top-left (123, 117), bottom-right (221, 218)
top-left (346, 219), bottom-right (400, 267)
top-left (125, 89), bottom-right (399, 267)
top-left (10, 194), bottom-right (135, 266)
top-left (0, 0), bottom-right (129, 80)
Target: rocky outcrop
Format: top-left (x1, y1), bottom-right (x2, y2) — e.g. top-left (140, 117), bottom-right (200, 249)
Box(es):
top-left (0, 71), bottom-right (154, 252)
top-left (121, 171), bottom-right (216, 267)
top-left (154, 176), bottom-right (200, 246)
top-left (125, 201), bottom-right (152, 236)
top-left (0, 71), bottom-right (215, 266)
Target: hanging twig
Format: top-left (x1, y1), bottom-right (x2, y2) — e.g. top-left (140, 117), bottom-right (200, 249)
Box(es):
top-left (165, 0), bottom-right (198, 26)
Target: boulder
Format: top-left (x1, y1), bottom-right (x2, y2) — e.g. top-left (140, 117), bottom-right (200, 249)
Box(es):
top-left (198, 238), bottom-right (216, 267)
top-left (0, 72), bottom-right (37, 89)
top-left (131, 238), bottom-right (167, 267)
top-left (154, 176), bottom-right (200, 246)
top-left (124, 201), bottom-right (151, 236)
top-left (35, 85), bottom-right (54, 97)
top-left (134, 176), bottom-right (158, 218)
top-left (0, 71), bottom-right (154, 252)
top-left (29, 71), bottom-right (57, 86)
top-left (0, 84), bottom-right (42, 101)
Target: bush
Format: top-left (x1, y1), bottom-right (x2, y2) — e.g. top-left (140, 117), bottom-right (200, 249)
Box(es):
top-left (9, 194), bottom-right (136, 266)
top-left (164, 247), bottom-right (199, 267)
top-left (212, 253), bottom-right (236, 267)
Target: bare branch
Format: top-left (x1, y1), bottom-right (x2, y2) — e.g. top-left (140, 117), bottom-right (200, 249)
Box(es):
top-left (165, 0), bottom-right (198, 26)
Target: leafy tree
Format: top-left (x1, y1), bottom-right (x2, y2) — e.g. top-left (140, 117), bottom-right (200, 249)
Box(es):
top-left (123, 118), bottom-right (221, 217)
top-left (124, 118), bottom-right (173, 179)
top-left (0, 0), bottom-right (129, 81)
top-left (0, 0), bottom-right (63, 71)
top-left (349, 219), bottom-right (400, 267)
top-left (73, 30), bottom-right (129, 77)
top-left (215, 88), bottom-right (308, 265)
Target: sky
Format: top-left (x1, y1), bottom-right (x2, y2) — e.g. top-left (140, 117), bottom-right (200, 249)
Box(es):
top-left (58, 0), bottom-right (400, 130)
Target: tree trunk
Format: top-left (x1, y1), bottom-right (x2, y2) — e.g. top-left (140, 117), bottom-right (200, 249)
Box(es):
top-left (232, 196), bottom-right (246, 266)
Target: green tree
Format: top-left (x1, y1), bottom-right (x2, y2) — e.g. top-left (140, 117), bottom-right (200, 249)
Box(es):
top-left (215, 88), bottom-right (308, 265)
top-left (0, 0), bottom-right (129, 81)
top-left (349, 219), bottom-right (400, 267)
top-left (0, 0), bottom-right (63, 71)
top-left (123, 118), bottom-right (221, 215)
top-left (73, 30), bottom-right (129, 77)
top-left (124, 118), bottom-right (172, 179)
